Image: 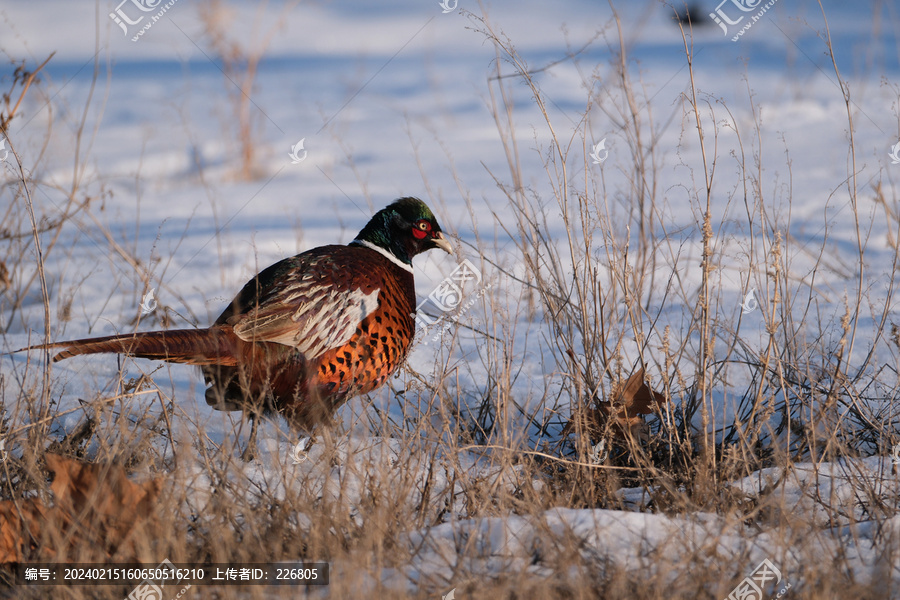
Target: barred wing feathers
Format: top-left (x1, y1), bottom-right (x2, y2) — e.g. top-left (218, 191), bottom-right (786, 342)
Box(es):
top-left (219, 246), bottom-right (382, 360)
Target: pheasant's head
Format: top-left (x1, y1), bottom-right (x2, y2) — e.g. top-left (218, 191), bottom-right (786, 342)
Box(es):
top-left (353, 197), bottom-right (453, 265)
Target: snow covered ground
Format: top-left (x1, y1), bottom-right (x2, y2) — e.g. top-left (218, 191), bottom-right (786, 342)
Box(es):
top-left (3, 0), bottom-right (900, 597)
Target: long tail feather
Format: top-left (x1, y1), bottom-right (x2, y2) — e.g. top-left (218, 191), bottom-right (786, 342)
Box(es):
top-left (18, 326), bottom-right (240, 366)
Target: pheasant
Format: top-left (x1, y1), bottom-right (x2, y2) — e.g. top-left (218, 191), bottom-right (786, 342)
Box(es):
top-left (18, 197), bottom-right (453, 460)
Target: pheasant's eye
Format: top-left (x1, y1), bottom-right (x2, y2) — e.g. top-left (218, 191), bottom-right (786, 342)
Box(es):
top-left (412, 219), bottom-right (431, 240)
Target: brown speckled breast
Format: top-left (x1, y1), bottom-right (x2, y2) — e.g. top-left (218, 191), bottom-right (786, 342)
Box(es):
top-left (311, 254), bottom-right (415, 403)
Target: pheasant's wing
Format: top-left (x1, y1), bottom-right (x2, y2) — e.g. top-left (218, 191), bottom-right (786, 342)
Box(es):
top-left (221, 246), bottom-right (382, 360)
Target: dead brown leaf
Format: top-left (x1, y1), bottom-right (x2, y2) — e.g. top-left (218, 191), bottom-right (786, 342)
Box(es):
top-left (0, 499), bottom-right (48, 563)
top-left (0, 454), bottom-right (164, 564)
top-left (565, 368), bottom-right (669, 443)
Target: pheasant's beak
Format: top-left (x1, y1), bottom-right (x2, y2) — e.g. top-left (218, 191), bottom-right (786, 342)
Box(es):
top-left (433, 232), bottom-right (454, 255)
top-left (432, 231), bottom-right (454, 255)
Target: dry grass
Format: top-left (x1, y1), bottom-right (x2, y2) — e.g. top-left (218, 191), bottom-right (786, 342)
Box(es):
top-left (1, 2), bottom-right (900, 599)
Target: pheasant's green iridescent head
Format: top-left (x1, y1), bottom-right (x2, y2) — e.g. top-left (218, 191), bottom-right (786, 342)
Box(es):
top-left (353, 197), bottom-right (453, 265)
